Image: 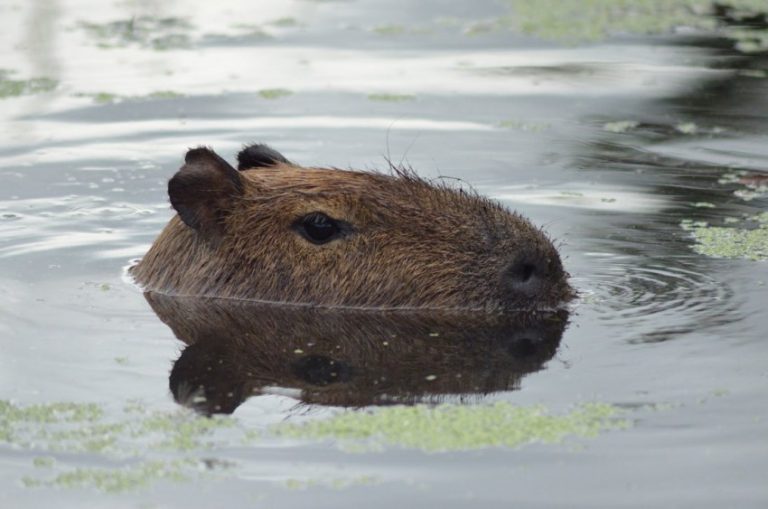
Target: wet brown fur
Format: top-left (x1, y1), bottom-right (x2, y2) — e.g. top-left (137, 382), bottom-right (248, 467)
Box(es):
top-left (131, 148), bottom-right (573, 311)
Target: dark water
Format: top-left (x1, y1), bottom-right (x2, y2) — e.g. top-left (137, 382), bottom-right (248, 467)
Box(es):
top-left (1, 1), bottom-right (767, 507)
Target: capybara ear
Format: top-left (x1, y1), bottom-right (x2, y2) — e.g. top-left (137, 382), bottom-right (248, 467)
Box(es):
top-left (168, 147), bottom-right (244, 239)
top-left (236, 143), bottom-right (290, 171)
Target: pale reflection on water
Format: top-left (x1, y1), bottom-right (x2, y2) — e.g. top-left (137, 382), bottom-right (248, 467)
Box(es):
top-left (0, 0), bottom-right (767, 507)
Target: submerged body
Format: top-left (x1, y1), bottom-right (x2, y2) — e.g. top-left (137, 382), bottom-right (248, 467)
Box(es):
top-left (131, 144), bottom-right (573, 311)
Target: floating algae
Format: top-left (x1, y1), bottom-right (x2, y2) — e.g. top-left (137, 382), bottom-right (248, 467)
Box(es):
top-left (258, 88), bottom-right (293, 100)
top-left (22, 460), bottom-right (193, 493)
top-left (682, 213), bottom-right (768, 261)
top-left (32, 457), bottom-right (56, 468)
top-left (508, 0), bottom-right (768, 50)
top-left (284, 475), bottom-right (379, 491)
top-left (3, 399), bottom-right (632, 490)
top-left (269, 17), bottom-right (300, 28)
top-left (78, 90), bottom-right (184, 104)
top-left (0, 400), bottom-right (236, 492)
top-left (368, 93), bottom-right (416, 102)
top-left (719, 171), bottom-right (768, 202)
top-left (79, 17), bottom-right (192, 50)
top-left (372, 24), bottom-right (406, 36)
top-left (0, 70), bottom-right (57, 99)
top-left (273, 402), bottom-right (629, 452)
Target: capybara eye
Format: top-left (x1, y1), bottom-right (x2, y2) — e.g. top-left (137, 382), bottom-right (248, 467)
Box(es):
top-left (295, 212), bottom-right (341, 244)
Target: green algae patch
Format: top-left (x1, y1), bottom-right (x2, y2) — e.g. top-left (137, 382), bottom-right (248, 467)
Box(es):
top-left (273, 402), bottom-right (628, 452)
top-left (147, 90), bottom-right (184, 100)
top-left (465, 21), bottom-right (501, 36)
top-left (32, 457), bottom-right (56, 468)
top-left (258, 88), bottom-right (293, 100)
top-left (368, 93), bottom-right (416, 102)
top-left (1, 400), bottom-right (239, 492)
top-left (0, 70), bottom-right (57, 99)
top-left (89, 92), bottom-right (119, 103)
top-left (78, 90), bottom-right (185, 104)
top-left (23, 460), bottom-right (192, 493)
top-left (137, 411), bottom-right (236, 451)
top-left (284, 475), bottom-right (379, 491)
top-left (682, 214), bottom-right (768, 261)
top-left (508, 0), bottom-right (768, 50)
top-left (79, 17), bottom-right (192, 50)
top-left (269, 17), bottom-right (300, 27)
top-left (0, 400), bottom-right (234, 454)
top-left (372, 24), bottom-right (406, 36)
top-left (728, 26), bottom-right (768, 53)
top-left (720, 171), bottom-right (768, 201)
top-left (0, 400), bottom-right (103, 425)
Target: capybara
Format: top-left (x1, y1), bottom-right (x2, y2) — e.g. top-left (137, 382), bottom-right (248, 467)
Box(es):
top-left (130, 144), bottom-right (573, 311)
top-left (144, 293), bottom-right (568, 413)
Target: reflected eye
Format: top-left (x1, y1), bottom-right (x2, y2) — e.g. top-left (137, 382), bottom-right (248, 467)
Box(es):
top-left (294, 212), bottom-right (349, 245)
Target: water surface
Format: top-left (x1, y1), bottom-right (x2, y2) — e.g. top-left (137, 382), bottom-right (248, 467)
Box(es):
top-left (1, 1), bottom-right (767, 507)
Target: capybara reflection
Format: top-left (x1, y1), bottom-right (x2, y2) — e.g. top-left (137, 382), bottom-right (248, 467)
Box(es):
top-left (145, 294), bottom-right (568, 414)
top-left (130, 144), bottom-right (573, 311)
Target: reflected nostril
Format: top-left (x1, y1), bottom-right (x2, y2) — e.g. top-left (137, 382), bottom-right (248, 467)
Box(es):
top-left (507, 258), bottom-right (544, 285)
top-left (515, 263), bottom-right (537, 283)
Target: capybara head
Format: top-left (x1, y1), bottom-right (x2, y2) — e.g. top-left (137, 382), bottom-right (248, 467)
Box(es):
top-left (130, 144), bottom-right (573, 311)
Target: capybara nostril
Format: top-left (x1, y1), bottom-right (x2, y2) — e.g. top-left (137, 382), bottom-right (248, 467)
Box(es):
top-left (502, 253), bottom-right (557, 303)
top-left (506, 255), bottom-right (547, 284)
top-left (509, 261), bottom-right (538, 284)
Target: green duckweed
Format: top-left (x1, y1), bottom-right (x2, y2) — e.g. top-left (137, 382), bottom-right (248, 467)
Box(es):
top-left (719, 171), bottom-right (768, 201)
top-left (682, 213), bottom-right (768, 261)
top-left (4, 399), bottom-right (633, 491)
top-left (258, 88), bottom-right (293, 99)
top-left (274, 402), bottom-right (628, 452)
top-left (23, 460), bottom-right (192, 493)
top-left (147, 90), bottom-right (184, 100)
top-left (372, 24), bottom-right (406, 36)
top-left (0, 70), bottom-right (57, 99)
top-left (1, 400), bottom-right (236, 492)
top-left (32, 457), bottom-right (56, 468)
top-left (79, 17), bottom-right (192, 50)
top-left (0, 400), bottom-right (103, 424)
top-left (284, 475), bottom-right (379, 490)
top-left (368, 93), bottom-right (416, 102)
top-left (270, 17), bottom-right (300, 27)
top-left (509, 0), bottom-right (768, 47)
top-left (80, 91), bottom-right (184, 104)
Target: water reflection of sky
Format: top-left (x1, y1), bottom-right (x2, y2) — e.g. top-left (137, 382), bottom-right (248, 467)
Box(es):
top-left (1, 0), bottom-right (767, 507)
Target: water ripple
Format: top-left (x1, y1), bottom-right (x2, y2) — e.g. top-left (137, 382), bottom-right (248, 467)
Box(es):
top-left (575, 259), bottom-right (741, 343)
top-left (0, 195), bottom-right (168, 259)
